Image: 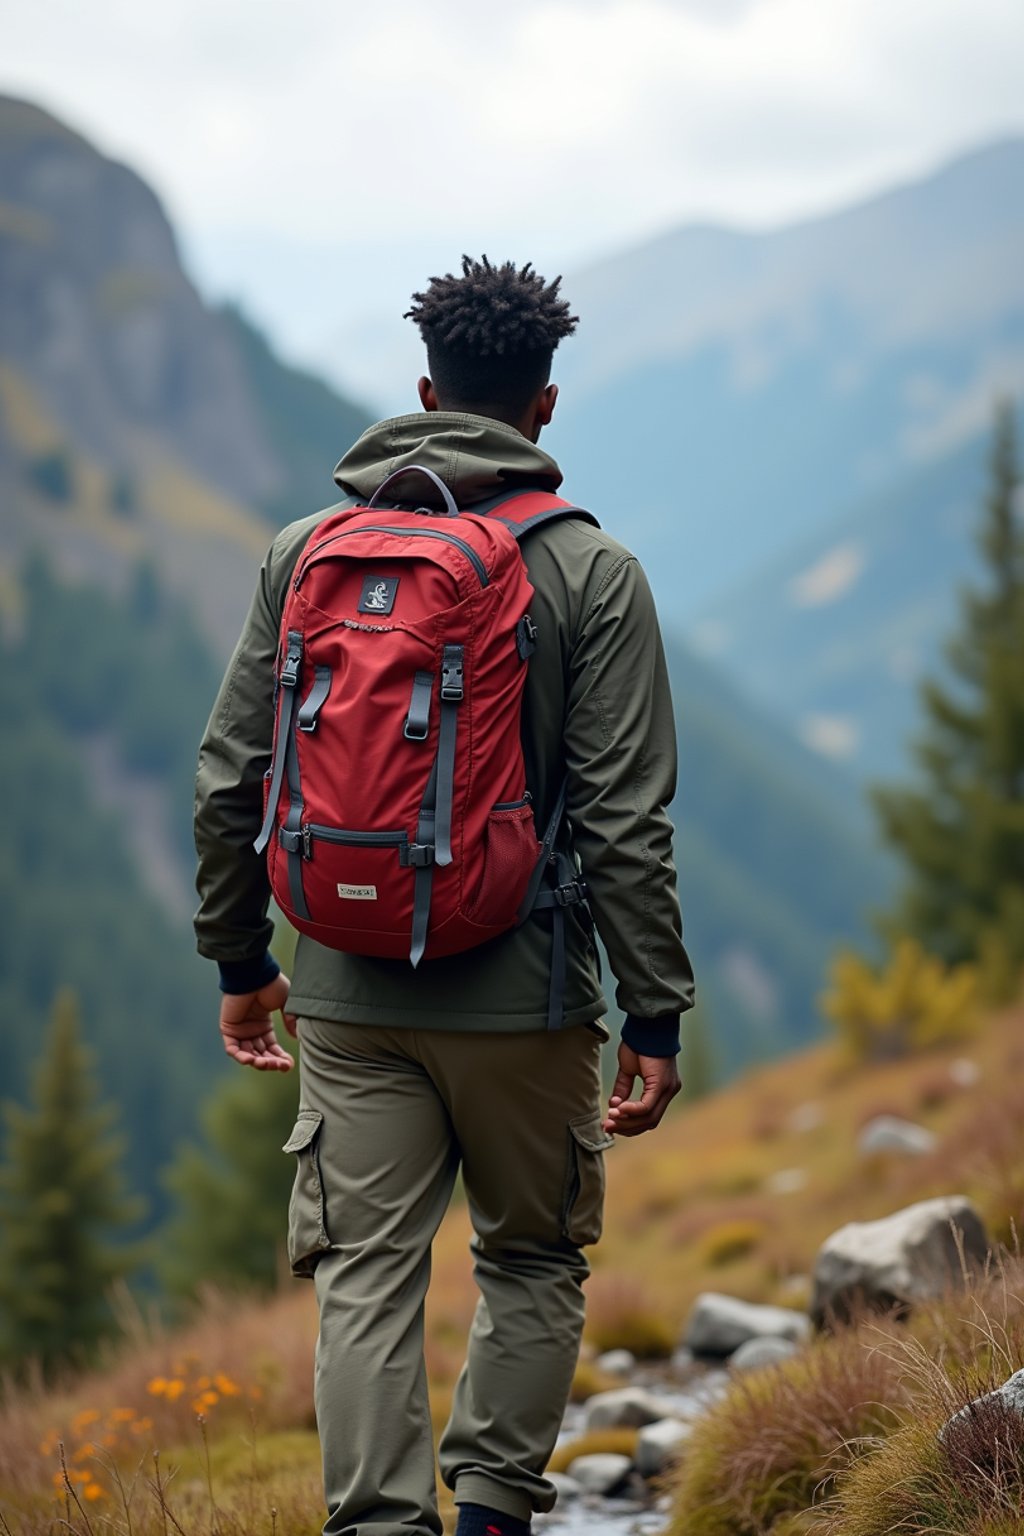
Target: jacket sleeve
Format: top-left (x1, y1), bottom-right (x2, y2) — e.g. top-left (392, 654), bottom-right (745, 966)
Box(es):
top-left (563, 553), bottom-right (696, 1038)
top-left (193, 542), bottom-right (281, 966)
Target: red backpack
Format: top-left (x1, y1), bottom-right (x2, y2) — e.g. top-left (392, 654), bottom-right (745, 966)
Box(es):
top-left (254, 465), bottom-right (598, 1024)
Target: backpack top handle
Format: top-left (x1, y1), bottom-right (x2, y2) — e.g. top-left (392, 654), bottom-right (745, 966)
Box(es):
top-left (367, 464), bottom-right (460, 519)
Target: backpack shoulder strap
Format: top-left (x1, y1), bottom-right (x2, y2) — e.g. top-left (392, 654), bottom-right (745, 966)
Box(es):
top-left (470, 486), bottom-right (599, 541)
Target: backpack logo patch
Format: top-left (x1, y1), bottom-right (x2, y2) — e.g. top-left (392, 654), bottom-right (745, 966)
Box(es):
top-left (337, 883), bottom-right (378, 901)
top-left (358, 575), bottom-right (399, 615)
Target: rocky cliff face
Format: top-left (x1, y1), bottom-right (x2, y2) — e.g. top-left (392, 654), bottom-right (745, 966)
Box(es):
top-left (0, 96), bottom-right (281, 505)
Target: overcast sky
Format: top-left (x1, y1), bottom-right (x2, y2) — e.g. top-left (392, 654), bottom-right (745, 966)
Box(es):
top-left (4, 0), bottom-right (1024, 404)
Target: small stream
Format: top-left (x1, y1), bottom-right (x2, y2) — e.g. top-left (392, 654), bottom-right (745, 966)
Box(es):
top-left (536, 1357), bottom-right (731, 1536)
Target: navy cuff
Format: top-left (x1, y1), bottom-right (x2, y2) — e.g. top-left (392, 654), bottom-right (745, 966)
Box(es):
top-left (621, 1012), bottom-right (681, 1057)
top-left (217, 952), bottom-right (281, 995)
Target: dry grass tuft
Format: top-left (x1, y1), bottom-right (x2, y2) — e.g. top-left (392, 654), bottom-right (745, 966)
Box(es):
top-left (667, 1329), bottom-right (907, 1536)
top-left (583, 1272), bottom-right (676, 1359)
top-left (698, 1218), bottom-right (766, 1269)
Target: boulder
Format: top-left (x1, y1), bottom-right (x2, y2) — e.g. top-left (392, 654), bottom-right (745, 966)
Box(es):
top-left (810, 1196), bottom-right (989, 1326)
top-left (683, 1292), bottom-right (812, 1357)
top-left (584, 1386), bottom-right (666, 1430)
top-left (858, 1115), bottom-right (937, 1157)
top-left (766, 1167), bottom-right (808, 1195)
top-left (949, 1058), bottom-right (980, 1088)
top-left (788, 1102), bottom-right (823, 1134)
top-left (565, 1452), bottom-right (632, 1494)
top-left (635, 1417), bottom-right (693, 1477)
top-left (941, 1368), bottom-right (1024, 1442)
top-left (595, 1348), bottom-right (636, 1376)
top-left (546, 1470), bottom-right (584, 1502)
top-left (730, 1336), bottom-right (801, 1372)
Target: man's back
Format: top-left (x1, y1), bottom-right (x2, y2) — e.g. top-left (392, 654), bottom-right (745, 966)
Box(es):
top-left (192, 256), bottom-right (695, 1536)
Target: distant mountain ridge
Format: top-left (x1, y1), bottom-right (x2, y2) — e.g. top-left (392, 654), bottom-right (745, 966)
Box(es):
top-left (688, 406), bottom-right (1024, 779)
top-left (546, 136), bottom-right (1024, 616)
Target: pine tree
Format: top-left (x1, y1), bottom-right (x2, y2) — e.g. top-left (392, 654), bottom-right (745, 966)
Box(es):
top-left (0, 990), bottom-right (145, 1375)
top-left (160, 1063), bottom-right (300, 1300)
top-left (872, 402), bottom-right (1024, 996)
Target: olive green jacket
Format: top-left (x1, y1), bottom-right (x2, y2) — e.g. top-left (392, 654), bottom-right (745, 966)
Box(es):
top-left (194, 413), bottom-right (695, 1044)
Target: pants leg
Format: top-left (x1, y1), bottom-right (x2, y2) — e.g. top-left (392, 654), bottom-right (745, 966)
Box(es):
top-left (426, 1022), bottom-right (612, 1521)
top-left (291, 1017), bottom-right (459, 1536)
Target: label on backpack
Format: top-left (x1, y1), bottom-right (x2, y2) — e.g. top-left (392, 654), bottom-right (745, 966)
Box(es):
top-left (336, 883), bottom-right (378, 901)
top-left (358, 575), bottom-right (399, 615)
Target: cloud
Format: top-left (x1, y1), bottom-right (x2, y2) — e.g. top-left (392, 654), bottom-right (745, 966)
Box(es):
top-left (3, 0), bottom-right (1022, 374)
top-left (4, 0), bottom-right (1023, 250)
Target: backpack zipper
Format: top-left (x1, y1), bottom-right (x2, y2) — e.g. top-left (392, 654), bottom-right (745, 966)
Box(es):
top-left (295, 525), bottom-right (489, 589)
top-left (304, 824), bottom-right (409, 856)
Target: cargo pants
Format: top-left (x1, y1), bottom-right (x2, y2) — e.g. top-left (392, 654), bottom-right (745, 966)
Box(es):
top-left (284, 1015), bottom-right (613, 1536)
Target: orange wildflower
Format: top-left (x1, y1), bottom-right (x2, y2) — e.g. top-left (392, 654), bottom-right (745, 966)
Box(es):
top-left (214, 1373), bottom-right (240, 1396)
top-left (110, 1407), bottom-right (136, 1423)
top-left (83, 1482), bottom-right (105, 1502)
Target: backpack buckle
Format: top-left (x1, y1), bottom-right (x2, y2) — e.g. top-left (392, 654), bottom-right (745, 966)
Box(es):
top-left (441, 644), bottom-right (464, 702)
top-left (553, 876), bottom-right (588, 908)
top-left (400, 843), bottom-right (435, 868)
top-left (516, 615), bottom-right (538, 660)
top-left (280, 631), bottom-right (303, 688)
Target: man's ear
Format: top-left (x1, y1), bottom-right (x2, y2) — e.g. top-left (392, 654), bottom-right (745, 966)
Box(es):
top-left (532, 382), bottom-right (558, 436)
top-left (418, 376), bottom-right (439, 412)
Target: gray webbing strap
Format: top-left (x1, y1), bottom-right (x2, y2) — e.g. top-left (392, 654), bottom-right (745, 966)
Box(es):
top-left (409, 761), bottom-right (438, 968)
top-left (282, 700), bottom-right (311, 921)
top-left (517, 778), bottom-right (568, 923)
top-left (403, 671), bottom-right (433, 741)
top-left (297, 666), bottom-right (332, 732)
top-left (254, 631), bottom-right (303, 855)
top-left (546, 849), bottom-right (579, 1030)
top-left (434, 645), bottom-right (463, 867)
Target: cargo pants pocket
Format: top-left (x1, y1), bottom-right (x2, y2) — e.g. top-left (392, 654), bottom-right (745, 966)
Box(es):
top-left (282, 1109), bottom-right (331, 1278)
top-left (561, 1112), bottom-right (615, 1247)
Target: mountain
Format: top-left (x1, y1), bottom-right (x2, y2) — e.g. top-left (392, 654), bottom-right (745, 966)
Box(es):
top-left (0, 95), bottom-right (889, 1218)
top-left (544, 137), bottom-right (1024, 620)
top-left (687, 407), bottom-right (1024, 779)
top-left (0, 94), bottom-right (373, 655)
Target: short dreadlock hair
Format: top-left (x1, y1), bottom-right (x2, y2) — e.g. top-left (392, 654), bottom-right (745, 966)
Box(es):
top-left (405, 255), bottom-right (578, 421)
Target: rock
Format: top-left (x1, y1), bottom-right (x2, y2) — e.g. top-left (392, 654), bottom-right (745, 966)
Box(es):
top-left (941, 1368), bottom-right (1024, 1442)
top-left (565, 1452), bottom-right (633, 1494)
top-left (635, 1417), bottom-right (693, 1476)
top-left (584, 1386), bottom-right (666, 1430)
top-left (595, 1348), bottom-right (636, 1376)
top-left (730, 1336), bottom-right (800, 1372)
top-left (949, 1058), bottom-right (980, 1088)
top-left (683, 1292), bottom-right (812, 1357)
top-left (788, 1102), bottom-right (823, 1134)
top-left (546, 1471), bottom-right (584, 1502)
top-left (766, 1167), bottom-right (808, 1195)
top-left (810, 1196), bottom-right (989, 1326)
top-left (859, 1115), bottom-right (937, 1157)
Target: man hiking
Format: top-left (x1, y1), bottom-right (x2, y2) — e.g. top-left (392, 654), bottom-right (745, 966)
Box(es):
top-left (194, 255), bottom-right (695, 1536)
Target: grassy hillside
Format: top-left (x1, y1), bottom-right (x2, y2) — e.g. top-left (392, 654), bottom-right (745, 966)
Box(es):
top-left (1, 993), bottom-right (1021, 1533)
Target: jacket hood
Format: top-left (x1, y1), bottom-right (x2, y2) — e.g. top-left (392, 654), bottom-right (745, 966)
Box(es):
top-left (333, 412), bottom-right (563, 506)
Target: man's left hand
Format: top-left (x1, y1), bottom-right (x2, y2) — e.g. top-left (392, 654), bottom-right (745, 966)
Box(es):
top-left (220, 972), bottom-right (296, 1071)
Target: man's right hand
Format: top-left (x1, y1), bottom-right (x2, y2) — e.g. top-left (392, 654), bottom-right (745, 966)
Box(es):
top-left (219, 972), bottom-right (297, 1071)
top-left (603, 1041), bottom-right (681, 1136)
